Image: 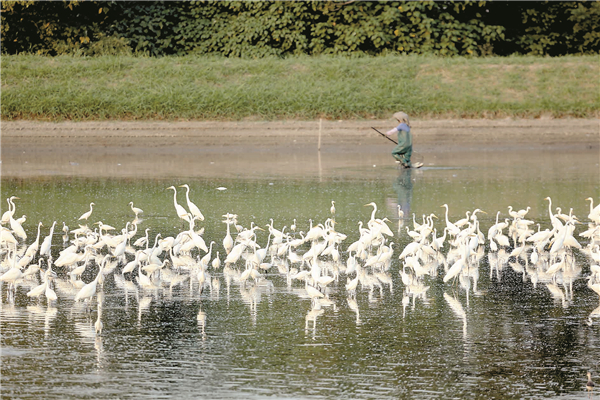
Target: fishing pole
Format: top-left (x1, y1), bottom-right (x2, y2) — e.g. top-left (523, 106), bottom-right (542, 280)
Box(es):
top-left (372, 126), bottom-right (424, 168)
top-left (371, 127), bottom-right (397, 145)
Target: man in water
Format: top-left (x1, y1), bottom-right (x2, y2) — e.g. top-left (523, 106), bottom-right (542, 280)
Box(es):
top-left (386, 111), bottom-right (423, 168)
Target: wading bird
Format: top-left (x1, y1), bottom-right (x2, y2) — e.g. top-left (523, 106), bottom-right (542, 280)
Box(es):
top-left (78, 202), bottom-right (95, 221)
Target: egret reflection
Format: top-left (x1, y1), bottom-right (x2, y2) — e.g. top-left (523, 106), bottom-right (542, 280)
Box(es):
top-left (1, 187), bottom-right (599, 399)
top-left (444, 292), bottom-right (467, 339)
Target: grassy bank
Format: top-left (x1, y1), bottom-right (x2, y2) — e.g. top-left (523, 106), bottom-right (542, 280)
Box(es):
top-left (1, 54), bottom-right (598, 121)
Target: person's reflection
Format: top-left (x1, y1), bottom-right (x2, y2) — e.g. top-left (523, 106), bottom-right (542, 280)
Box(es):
top-left (393, 167), bottom-right (413, 223)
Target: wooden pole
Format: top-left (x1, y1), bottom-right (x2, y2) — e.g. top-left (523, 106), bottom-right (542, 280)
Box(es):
top-left (318, 118), bottom-right (322, 151)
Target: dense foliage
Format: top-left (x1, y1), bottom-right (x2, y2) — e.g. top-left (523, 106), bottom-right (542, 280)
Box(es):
top-left (2, 1), bottom-right (599, 57)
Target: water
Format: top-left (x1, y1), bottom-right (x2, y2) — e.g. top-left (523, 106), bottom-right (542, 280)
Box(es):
top-left (1, 147), bottom-right (599, 399)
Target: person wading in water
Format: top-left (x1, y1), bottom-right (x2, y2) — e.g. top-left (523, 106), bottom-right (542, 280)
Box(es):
top-left (386, 112), bottom-right (423, 168)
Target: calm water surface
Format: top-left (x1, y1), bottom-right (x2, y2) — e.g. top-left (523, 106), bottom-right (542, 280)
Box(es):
top-left (1, 149), bottom-right (599, 399)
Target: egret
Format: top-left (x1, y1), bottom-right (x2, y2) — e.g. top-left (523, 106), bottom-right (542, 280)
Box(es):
top-left (167, 186), bottom-right (190, 223)
top-left (25, 222), bottom-right (44, 258)
top-left (223, 219), bottom-right (234, 255)
top-left (74, 255), bottom-right (107, 303)
top-left (180, 184), bottom-right (204, 221)
top-left (330, 200), bottom-right (336, 216)
top-left (0, 227), bottom-right (18, 247)
top-left (364, 202), bottom-right (378, 224)
top-left (129, 201), bottom-right (143, 217)
top-left (136, 264), bottom-right (155, 289)
top-left (432, 228), bottom-right (448, 252)
top-left (305, 283), bottom-right (325, 301)
top-left (455, 211), bottom-right (472, 228)
top-left (346, 275), bottom-right (359, 298)
top-left (586, 197), bottom-right (600, 224)
top-left (200, 241), bottom-right (215, 267)
top-left (397, 205), bottom-right (404, 220)
top-left (122, 250), bottom-right (142, 275)
top-left (508, 206), bottom-right (530, 219)
top-left (0, 253), bottom-right (23, 292)
top-left (45, 278), bottom-right (58, 304)
top-left (211, 251), bottom-right (221, 270)
top-left (9, 214), bottom-right (27, 240)
top-left (1, 196), bottom-right (19, 225)
top-left (78, 202), bottom-right (95, 221)
top-left (26, 280), bottom-right (48, 300)
top-left (441, 204), bottom-right (460, 236)
top-left (133, 228), bottom-right (150, 248)
top-left (62, 222), bottom-right (69, 244)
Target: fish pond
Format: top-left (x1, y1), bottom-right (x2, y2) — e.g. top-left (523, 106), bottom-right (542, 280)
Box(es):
top-left (1, 144), bottom-right (599, 399)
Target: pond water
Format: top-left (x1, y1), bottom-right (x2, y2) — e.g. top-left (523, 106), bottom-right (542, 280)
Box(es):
top-left (1, 147), bottom-right (599, 399)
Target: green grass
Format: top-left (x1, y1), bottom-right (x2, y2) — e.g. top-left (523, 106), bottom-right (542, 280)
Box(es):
top-left (1, 54), bottom-right (598, 121)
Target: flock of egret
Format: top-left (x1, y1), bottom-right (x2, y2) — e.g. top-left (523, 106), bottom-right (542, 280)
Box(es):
top-left (1, 186), bottom-right (600, 339)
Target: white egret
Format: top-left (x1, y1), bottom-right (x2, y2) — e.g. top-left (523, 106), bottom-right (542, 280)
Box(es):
top-left (223, 219), bottom-right (234, 255)
top-left (586, 197), bottom-right (600, 224)
top-left (330, 200), bottom-right (336, 216)
top-left (26, 280), bottom-right (48, 300)
top-left (45, 278), bottom-right (58, 304)
top-left (25, 222), bottom-right (44, 258)
top-left (9, 214), bottom-right (27, 240)
top-left (180, 184), bottom-right (204, 221)
top-left (0, 227), bottom-right (18, 247)
top-left (78, 202), bottom-right (95, 221)
top-left (167, 186), bottom-right (190, 223)
top-left (74, 256), bottom-right (107, 303)
top-left (455, 211), bottom-right (471, 228)
top-left (62, 222), bottom-right (70, 244)
top-left (397, 205), bottom-right (404, 219)
top-left (0, 252), bottom-right (23, 292)
top-left (122, 250), bottom-right (142, 275)
top-left (1, 196), bottom-right (19, 225)
top-left (508, 206), bottom-right (530, 219)
top-left (441, 204), bottom-right (461, 237)
top-left (346, 275), bottom-right (359, 297)
top-left (200, 241), bottom-right (215, 267)
top-left (364, 202), bottom-right (380, 225)
top-left (305, 283), bottom-right (324, 301)
top-left (129, 201), bottom-right (143, 217)
top-left (211, 251), bottom-right (221, 270)
top-left (544, 197), bottom-right (564, 230)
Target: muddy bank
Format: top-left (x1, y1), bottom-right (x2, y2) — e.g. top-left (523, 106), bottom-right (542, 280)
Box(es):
top-left (1, 119), bottom-right (598, 179)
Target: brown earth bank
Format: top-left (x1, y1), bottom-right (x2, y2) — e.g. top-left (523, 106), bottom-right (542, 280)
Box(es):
top-left (1, 119), bottom-right (598, 179)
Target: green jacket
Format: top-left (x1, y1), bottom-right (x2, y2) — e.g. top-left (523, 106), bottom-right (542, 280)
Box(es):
top-left (391, 123), bottom-right (412, 166)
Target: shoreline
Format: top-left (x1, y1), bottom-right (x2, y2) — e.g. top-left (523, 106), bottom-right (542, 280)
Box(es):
top-left (1, 119), bottom-right (598, 179)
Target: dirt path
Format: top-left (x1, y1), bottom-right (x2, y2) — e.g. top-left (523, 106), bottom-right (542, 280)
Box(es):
top-left (1, 119), bottom-right (598, 179)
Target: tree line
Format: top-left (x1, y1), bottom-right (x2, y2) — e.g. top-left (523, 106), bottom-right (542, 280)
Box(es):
top-left (2, 1), bottom-right (598, 57)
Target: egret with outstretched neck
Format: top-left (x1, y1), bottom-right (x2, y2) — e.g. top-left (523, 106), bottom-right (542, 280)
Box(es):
top-left (1, 196), bottom-right (19, 225)
top-left (167, 186), bottom-right (190, 223)
top-left (180, 184), bottom-right (205, 221)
